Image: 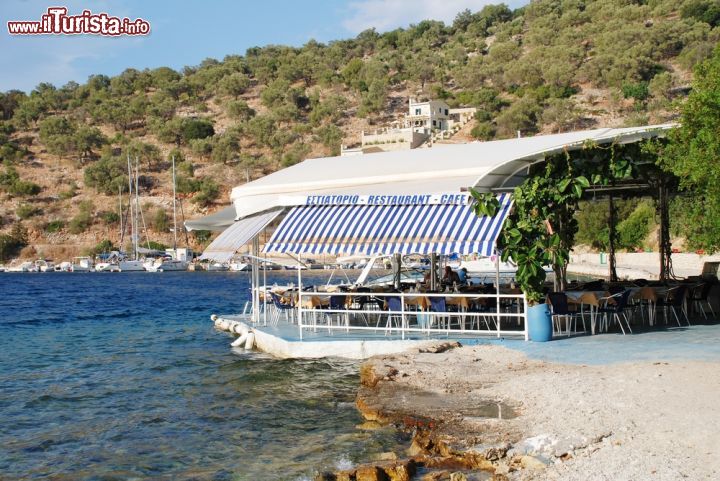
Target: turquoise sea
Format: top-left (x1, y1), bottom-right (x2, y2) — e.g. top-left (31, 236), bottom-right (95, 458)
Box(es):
top-left (0, 271), bottom-right (402, 480)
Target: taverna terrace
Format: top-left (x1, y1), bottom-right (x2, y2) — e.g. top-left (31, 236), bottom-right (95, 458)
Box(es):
top-left (185, 124), bottom-right (710, 359)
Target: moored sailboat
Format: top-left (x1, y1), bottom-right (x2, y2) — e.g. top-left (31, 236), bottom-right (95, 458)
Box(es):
top-left (145, 157), bottom-right (190, 272)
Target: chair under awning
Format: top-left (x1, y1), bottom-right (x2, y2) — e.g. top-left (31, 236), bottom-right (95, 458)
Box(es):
top-left (263, 193), bottom-right (512, 256)
top-left (199, 210), bottom-right (282, 263)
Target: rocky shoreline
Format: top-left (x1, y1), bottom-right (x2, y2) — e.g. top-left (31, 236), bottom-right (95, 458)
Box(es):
top-left (317, 342), bottom-right (720, 481)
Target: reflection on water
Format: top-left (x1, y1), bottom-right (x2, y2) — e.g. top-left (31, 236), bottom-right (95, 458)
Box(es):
top-left (0, 272), bottom-right (403, 480)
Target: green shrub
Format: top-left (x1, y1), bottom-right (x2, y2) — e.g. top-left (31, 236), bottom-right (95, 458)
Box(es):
top-left (126, 140), bottom-right (162, 171)
top-left (153, 208), bottom-right (168, 232)
top-left (315, 125), bottom-right (342, 152)
top-left (193, 230), bottom-right (211, 244)
top-left (38, 116), bottom-right (76, 156)
top-left (621, 82), bottom-right (649, 101)
top-left (147, 240), bottom-right (167, 251)
top-left (167, 147), bottom-right (185, 165)
top-left (68, 201), bottom-right (94, 234)
top-left (180, 118), bottom-right (214, 142)
top-left (92, 239), bottom-right (115, 255)
top-left (16, 203), bottom-right (41, 219)
top-left (192, 178), bottom-right (219, 207)
top-left (575, 199), bottom-right (641, 250)
top-left (59, 182), bottom-right (78, 200)
top-left (99, 211), bottom-right (120, 224)
top-left (210, 133), bottom-right (239, 164)
top-left (281, 143), bottom-right (310, 167)
top-left (8, 179), bottom-right (41, 196)
top-left (226, 100), bottom-right (256, 121)
top-left (681, 0), bottom-right (720, 27)
top-left (0, 164), bottom-right (41, 196)
top-left (0, 224), bottom-right (27, 261)
top-left (45, 220), bottom-right (65, 233)
top-left (471, 121), bottom-right (495, 140)
top-left (84, 154), bottom-right (127, 195)
top-left (175, 175), bottom-right (201, 194)
top-left (177, 160), bottom-right (194, 177)
top-left (617, 200), bottom-right (656, 250)
top-left (219, 73), bottom-right (250, 98)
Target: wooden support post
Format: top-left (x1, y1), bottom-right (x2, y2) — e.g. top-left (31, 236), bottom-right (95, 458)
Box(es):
top-left (658, 181), bottom-right (672, 281)
top-left (495, 250), bottom-right (501, 337)
top-left (608, 193), bottom-right (618, 282)
top-left (393, 253), bottom-right (402, 290)
top-left (430, 253), bottom-right (438, 291)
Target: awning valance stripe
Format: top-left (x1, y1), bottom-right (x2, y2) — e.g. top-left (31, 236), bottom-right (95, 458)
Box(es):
top-left (199, 210), bottom-right (281, 263)
top-left (263, 194), bottom-right (512, 256)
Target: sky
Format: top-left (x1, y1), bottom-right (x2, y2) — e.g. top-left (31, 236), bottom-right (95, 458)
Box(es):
top-left (1, 0), bottom-right (527, 92)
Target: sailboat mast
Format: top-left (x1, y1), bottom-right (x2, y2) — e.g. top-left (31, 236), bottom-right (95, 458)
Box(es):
top-left (135, 156), bottom-right (140, 260)
top-left (172, 155), bottom-right (178, 250)
top-left (118, 185), bottom-right (124, 247)
top-left (126, 154), bottom-right (135, 260)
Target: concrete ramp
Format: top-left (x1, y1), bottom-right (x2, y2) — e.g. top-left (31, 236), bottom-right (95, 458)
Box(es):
top-left (212, 315), bottom-right (435, 359)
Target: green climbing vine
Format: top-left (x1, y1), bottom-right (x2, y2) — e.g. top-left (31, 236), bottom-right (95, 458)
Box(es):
top-left (472, 138), bottom-right (672, 305)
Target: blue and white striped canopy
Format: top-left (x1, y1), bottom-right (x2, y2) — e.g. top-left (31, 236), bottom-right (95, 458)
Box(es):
top-left (263, 193), bottom-right (512, 256)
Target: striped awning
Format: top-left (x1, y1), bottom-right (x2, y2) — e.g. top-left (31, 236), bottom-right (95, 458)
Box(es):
top-left (199, 210), bottom-right (281, 263)
top-left (263, 193), bottom-right (512, 256)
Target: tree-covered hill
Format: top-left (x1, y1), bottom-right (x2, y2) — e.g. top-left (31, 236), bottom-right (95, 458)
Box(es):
top-left (1, 0), bottom-right (718, 260)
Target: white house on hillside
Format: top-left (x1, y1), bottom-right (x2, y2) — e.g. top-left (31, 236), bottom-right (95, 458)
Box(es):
top-left (341, 98), bottom-right (478, 156)
top-left (404, 98), bottom-right (451, 130)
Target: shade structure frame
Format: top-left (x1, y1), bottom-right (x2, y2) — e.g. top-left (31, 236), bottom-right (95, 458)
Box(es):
top-left (199, 210), bottom-right (282, 263)
top-left (263, 193), bottom-right (512, 257)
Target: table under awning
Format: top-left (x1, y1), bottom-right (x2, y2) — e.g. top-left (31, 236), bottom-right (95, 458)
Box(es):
top-left (263, 193), bottom-right (512, 256)
top-left (199, 210), bottom-right (282, 262)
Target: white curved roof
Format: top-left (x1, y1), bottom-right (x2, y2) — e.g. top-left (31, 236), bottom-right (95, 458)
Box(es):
top-left (226, 124), bottom-right (673, 219)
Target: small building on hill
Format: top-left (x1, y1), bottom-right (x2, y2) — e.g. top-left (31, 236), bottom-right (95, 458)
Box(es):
top-left (341, 98), bottom-right (478, 156)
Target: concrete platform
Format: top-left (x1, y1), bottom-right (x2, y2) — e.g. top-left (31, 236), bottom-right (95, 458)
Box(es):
top-left (213, 314), bottom-right (522, 359)
top-left (213, 315), bottom-right (720, 363)
top-left (214, 315), bottom-right (433, 358)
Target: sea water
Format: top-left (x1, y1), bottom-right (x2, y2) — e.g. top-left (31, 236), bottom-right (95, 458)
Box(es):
top-left (0, 272), bottom-right (402, 480)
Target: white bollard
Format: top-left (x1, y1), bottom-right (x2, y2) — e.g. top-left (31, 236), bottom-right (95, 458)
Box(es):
top-left (231, 333), bottom-right (248, 347)
top-left (244, 332), bottom-right (255, 350)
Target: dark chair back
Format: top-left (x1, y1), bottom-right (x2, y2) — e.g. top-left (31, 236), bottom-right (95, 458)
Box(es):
top-left (429, 297), bottom-right (446, 312)
top-left (548, 292), bottom-right (571, 315)
top-left (329, 295), bottom-right (346, 310)
top-left (670, 285), bottom-right (687, 307)
top-left (386, 296), bottom-right (402, 312)
top-left (615, 289), bottom-right (632, 311)
top-left (694, 283), bottom-right (712, 301)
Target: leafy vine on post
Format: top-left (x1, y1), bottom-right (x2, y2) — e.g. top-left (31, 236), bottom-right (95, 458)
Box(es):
top-left (471, 152), bottom-right (589, 306)
top-left (471, 139), bottom-right (668, 307)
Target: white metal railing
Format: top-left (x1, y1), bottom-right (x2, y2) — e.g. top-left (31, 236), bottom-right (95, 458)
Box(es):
top-left (288, 290), bottom-right (529, 341)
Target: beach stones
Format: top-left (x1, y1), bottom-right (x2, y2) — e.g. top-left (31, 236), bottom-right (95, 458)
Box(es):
top-left (318, 460), bottom-right (417, 481)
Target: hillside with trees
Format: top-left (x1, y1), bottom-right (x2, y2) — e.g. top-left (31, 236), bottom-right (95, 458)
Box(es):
top-left (1, 0), bottom-right (719, 261)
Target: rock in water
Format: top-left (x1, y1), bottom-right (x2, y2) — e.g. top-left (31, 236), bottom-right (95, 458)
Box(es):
top-left (355, 465), bottom-right (388, 481)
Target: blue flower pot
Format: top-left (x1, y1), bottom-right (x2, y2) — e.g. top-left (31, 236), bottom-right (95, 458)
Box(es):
top-left (528, 303), bottom-right (553, 342)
